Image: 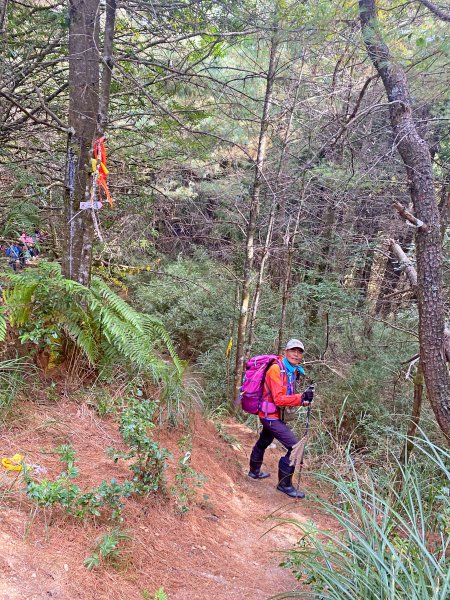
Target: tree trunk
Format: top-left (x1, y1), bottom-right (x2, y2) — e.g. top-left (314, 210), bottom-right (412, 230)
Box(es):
top-left (246, 202), bottom-right (275, 356)
top-left (277, 208), bottom-right (301, 354)
top-left (269, 61), bottom-right (305, 289)
top-left (359, 0), bottom-right (450, 439)
top-left (0, 0), bottom-right (7, 35)
top-left (97, 0), bottom-right (116, 136)
top-left (247, 62), bottom-right (304, 356)
top-left (63, 0), bottom-right (100, 285)
top-left (389, 239), bottom-right (450, 362)
top-left (399, 363), bottom-right (424, 464)
top-left (232, 34), bottom-right (279, 406)
top-left (306, 198), bottom-right (337, 327)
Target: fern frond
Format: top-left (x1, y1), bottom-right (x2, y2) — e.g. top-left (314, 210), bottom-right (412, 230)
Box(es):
top-left (91, 277), bottom-right (144, 332)
top-left (59, 306), bottom-right (99, 365)
top-left (2, 276), bottom-right (39, 326)
top-left (1, 264), bottom-right (182, 377)
top-left (140, 315), bottom-right (184, 375)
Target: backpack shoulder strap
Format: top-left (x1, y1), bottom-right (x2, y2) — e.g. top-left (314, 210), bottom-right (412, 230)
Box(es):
top-left (264, 358), bottom-right (286, 396)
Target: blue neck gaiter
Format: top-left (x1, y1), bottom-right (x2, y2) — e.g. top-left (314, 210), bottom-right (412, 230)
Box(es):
top-left (283, 358), bottom-right (305, 394)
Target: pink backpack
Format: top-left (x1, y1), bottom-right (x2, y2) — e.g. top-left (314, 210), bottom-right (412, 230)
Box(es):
top-left (238, 355), bottom-right (284, 415)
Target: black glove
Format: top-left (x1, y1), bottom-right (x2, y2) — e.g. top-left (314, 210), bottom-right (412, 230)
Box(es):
top-left (301, 385), bottom-right (315, 404)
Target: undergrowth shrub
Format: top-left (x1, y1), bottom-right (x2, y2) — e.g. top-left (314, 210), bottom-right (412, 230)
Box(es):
top-left (130, 253), bottom-right (234, 359)
top-left (84, 527), bottom-right (131, 570)
top-left (277, 435), bottom-right (450, 600)
top-left (141, 587), bottom-right (168, 600)
top-left (108, 392), bottom-right (169, 495)
top-left (170, 435), bottom-right (205, 514)
top-left (23, 444), bottom-right (133, 521)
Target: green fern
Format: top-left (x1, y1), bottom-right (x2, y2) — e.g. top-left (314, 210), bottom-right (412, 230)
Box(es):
top-left (0, 262), bottom-right (183, 381)
top-left (1, 201), bottom-right (39, 238)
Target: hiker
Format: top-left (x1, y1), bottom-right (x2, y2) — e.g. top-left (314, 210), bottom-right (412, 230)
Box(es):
top-left (248, 339), bottom-right (314, 498)
top-left (19, 231), bottom-right (34, 246)
top-left (5, 243), bottom-right (20, 271)
top-left (32, 230), bottom-right (41, 257)
top-left (18, 242), bottom-right (28, 268)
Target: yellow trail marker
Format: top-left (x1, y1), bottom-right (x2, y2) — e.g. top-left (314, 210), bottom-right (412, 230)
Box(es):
top-left (2, 453), bottom-right (24, 471)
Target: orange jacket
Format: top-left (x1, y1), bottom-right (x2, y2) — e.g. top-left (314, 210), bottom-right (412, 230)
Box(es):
top-left (258, 359), bottom-right (304, 419)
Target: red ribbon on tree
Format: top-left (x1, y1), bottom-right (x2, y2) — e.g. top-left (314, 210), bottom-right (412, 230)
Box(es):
top-left (93, 137), bottom-right (113, 207)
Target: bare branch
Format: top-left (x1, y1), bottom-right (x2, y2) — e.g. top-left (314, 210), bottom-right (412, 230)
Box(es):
top-left (417, 0), bottom-right (450, 22)
top-left (393, 201), bottom-right (429, 232)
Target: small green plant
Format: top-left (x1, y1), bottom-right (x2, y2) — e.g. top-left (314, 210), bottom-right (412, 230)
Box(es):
top-left (84, 527), bottom-right (131, 570)
top-left (24, 444), bottom-right (80, 509)
top-left (108, 393), bottom-right (170, 495)
top-left (24, 444), bottom-right (132, 521)
top-left (213, 421), bottom-right (241, 450)
top-left (154, 588), bottom-right (168, 600)
top-left (141, 587), bottom-right (168, 600)
top-left (170, 435), bottom-right (205, 514)
top-left (141, 587), bottom-right (169, 600)
top-left (74, 479), bottom-right (133, 521)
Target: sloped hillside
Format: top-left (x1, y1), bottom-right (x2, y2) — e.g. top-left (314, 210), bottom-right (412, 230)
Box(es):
top-left (0, 400), bottom-right (331, 600)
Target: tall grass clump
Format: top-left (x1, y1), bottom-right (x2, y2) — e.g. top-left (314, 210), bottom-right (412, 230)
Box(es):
top-left (0, 357), bottom-right (31, 420)
top-left (276, 434), bottom-right (449, 600)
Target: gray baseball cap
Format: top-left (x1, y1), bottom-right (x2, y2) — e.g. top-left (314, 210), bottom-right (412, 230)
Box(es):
top-left (285, 338), bottom-right (305, 351)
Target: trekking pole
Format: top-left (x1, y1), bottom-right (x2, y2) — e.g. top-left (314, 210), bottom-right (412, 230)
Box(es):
top-left (294, 384), bottom-right (315, 495)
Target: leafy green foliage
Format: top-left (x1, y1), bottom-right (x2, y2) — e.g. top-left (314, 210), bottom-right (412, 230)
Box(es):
top-left (278, 435), bottom-right (450, 600)
top-left (0, 305), bottom-right (6, 342)
top-left (108, 392), bottom-right (170, 495)
top-left (23, 444), bottom-right (133, 521)
top-left (132, 254), bottom-right (234, 359)
top-left (170, 435), bottom-right (205, 514)
top-left (1, 200), bottom-right (40, 238)
top-left (84, 527), bottom-right (131, 570)
top-left (141, 587), bottom-right (168, 600)
top-left (130, 255), bottom-right (235, 408)
top-left (0, 262), bottom-right (182, 378)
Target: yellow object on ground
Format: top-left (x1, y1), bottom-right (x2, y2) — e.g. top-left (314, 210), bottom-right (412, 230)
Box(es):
top-left (1, 453), bottom-right (24, 471)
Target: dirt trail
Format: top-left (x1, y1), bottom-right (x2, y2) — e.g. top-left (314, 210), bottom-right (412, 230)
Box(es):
top-left (0, 402), bottom-right (331, 599)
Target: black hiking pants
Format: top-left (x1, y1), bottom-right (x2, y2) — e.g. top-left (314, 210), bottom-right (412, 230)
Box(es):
top-left (250, 418), bottom-right (299, 474)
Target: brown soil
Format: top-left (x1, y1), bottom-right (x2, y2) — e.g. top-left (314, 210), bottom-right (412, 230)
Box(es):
top-left (0, 401), bottom-right (333, 600)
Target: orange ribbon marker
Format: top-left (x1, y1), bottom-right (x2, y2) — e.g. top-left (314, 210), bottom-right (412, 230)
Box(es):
top-left (93, 137), bottom-right (113, 207)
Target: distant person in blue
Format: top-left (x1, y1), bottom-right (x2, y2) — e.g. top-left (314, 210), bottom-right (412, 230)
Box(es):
top-left (5, 243), bottom-right (20, 271)
top-left (18, 242), bottom-right (28, 267)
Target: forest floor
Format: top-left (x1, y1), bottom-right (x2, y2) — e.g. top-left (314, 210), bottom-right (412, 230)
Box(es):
top-left (0, 397), bottom-right (335, 600)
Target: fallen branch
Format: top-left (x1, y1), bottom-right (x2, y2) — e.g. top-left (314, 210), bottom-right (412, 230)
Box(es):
top-left (389, 239), bottom-right (418, 287)
top-left (393, 201), bottom-right (428, 232)
top-left (389, 239), bottom-right (450, 361)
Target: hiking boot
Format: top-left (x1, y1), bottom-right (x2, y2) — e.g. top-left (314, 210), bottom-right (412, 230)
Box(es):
top-left (248, 459), bottom-right (270, 479)
top-left (248, 470), bottom-right (270, 480)
top-left (277, 466), bottom-right (305, 498)
top-left (276, 482), bottom-right (305, 498)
